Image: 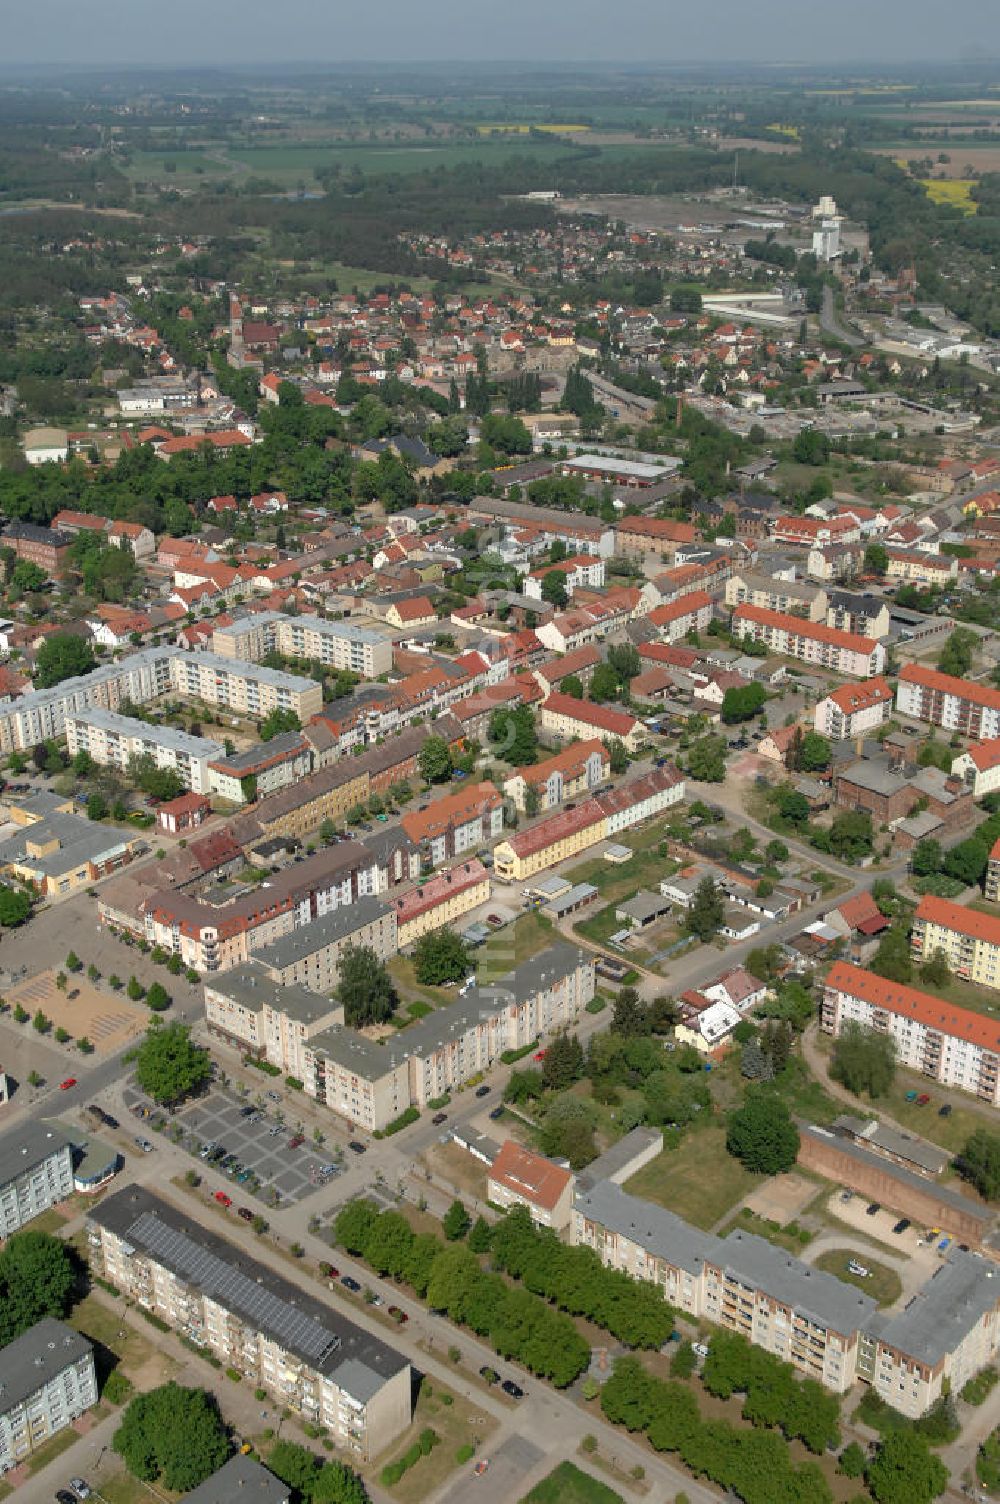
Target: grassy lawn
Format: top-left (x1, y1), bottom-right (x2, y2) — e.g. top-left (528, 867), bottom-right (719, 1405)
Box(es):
top-left (811, 1034), bottom-right (984, 1152)
top-left (521, 1460), bottom-right (624, 1504)
top-left (124, 150), bottom-right (220, 183)
top-left (623, 1125), bottom-right (759, 1230)
top-left (374, 1379), bottom-right (497, 1504)
top-left (93, 1471), bottom-right (179, 1504)
top-left (479, 911), bottom-right (554, 982)
top-left (902, 954), bottom-right (1000, 1021)
top-left (25, 1426), bottom-right (81, 1476)
top-left (563, 823), bottom-right (679, 904)
top-left (26, 1207), bottom-right (70, 1235)
top-left (69, 1294), bottom-right (160, 1383)
top-left (388, 955), bottom-right (454, 1013)
top-left (720, 1206), bottom-right (815, 1256)
top-left (814, 1249), bottom-right (902, 1308)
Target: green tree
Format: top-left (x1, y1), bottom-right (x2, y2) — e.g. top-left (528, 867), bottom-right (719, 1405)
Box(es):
top-left (726, 1091), bottom-right (800, 1174)
top-left (259, 707), bottom-right (300, 742)
top-left (910, 838), bottom-right (943, 877)
top-left (864, 542), bottom-right (889, 577)
top-left (468, 1217), bottom-right (493, 1254)
top-left (937, 625), bottom-right (977, 678)
top-left (866, 1431), bottom-right (947, 1504)
top-left (146, 982), bottom-right (171, 1012)
top-left (413, 929), bottom-right (470, 986)
top-left (921, 948), bottom-right (950, 987)
top-left (112, 1383), bottom-right (230, 1492)
top-left (605, 737), bottom-right (628, 775)
top-left (0, 1231), bottom-right (76, 1346)
top-left (10, 560), bottom-right (48, 594)
top-left (489, 704), bottom-right (538, 765)
top-left (560, 674), bottom-right (583, 699)
top-left (612, 987), bottom-right (648, 1038)
top-left (838, 1442), bottom-right (866, 1478)
top-left (542, 1030), bottom-right (583, 1090)
top-left (721, 683), bottom-right (766, 723)
top-left (826, 810), bottom-right (873, 861)
top-left (87, 792), bottom-right (108, 821)
top-left (34, 633), bottom-right (96, 688)
top-left (418, 735), bottom-right (452, 784)
top-left (955, 1129), bottom-right (1000, 1201)
top-left (686, 875), bottom-right (724, 942)
top-left (127, 975), bottom-right (145, 1001)
top-left (589, 662), bottom-right (621, 703)
top-left (830, 1022), bottom-right (896, 1098)
top-left (336, 944), bottom-right (397, 1027)
top-left (798, 731), bottom-right (831, 772)
top-left (540, 571), bottom-right (569, 609)
top-left (134, 1021), bottom-right (212, 1106)
top-left (871, 924), bottom-right (913, 984)
top-left (0, 885), bottom-right (31, 927)
top-left (685, 734), bottom-right (727, 782)
top-left (443, 1200), bottom-right (471, 1242)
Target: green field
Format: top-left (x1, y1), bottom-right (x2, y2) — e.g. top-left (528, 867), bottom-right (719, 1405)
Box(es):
top-left (123, 150), bottom-right (220, 182)
top-left (226, 137), bottom-right (585, 186)
top-left (814, 1249), bottom-right (902, 1308)
top-left (623, 1125), bottom-right (759, 1230)
top-left (520, 1461), bottom-right (623, 1504)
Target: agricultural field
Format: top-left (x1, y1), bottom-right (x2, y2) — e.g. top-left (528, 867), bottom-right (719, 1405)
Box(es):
top-left (918, 178), bottom-right (978, 213)
top-left (225, 136), bottom-right (586, 185)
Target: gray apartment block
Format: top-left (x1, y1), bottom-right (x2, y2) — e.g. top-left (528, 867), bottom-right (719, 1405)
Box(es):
top-left (0, 1318), bottom-right (97, 1472)
top-left (0, 1123), bottom-right (74, 1238)
top-left (183, 1455), bottom-right (290, 1504)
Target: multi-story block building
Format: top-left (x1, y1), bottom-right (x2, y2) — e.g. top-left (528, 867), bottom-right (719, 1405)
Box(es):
top-left (646, 590), bottom-right (714, 643)
top-left (168, 653), bottom-right (322, 723)
top-left (0, 1123), bottom-right (74, 1238)
top-left (523, 555), bottom-right (606, 601)
top-left (230, 760), bottom-right (371, 844)
top-left (857, 1252), bottom-right (1000, 1417)
top-left (986, 837), bottom-right (1000, 903)
top-left (0, 1319), bottom-right (97, 1473)
top-left (539, 693), bottom-right (646, 754)
top-left (732, 605), bottom-right (885, 679)
top-left (64, 709), bottom-right (224, 795)
top-left (207, 733), bottom-right (313, 804)
top-left (493, 800), bottom-right (607, 882)
top-left (277, 616), bottom-right (393, 679)
top-left (813, 678), bottom-right (895, 740)
top-left (572, 1181), bottom-right (875, 1395)
top-left (825, 592), bottom-right (891, 641)
top-left (821, 961), bottom-right (1000, 1107)
top-left (911, 894), bottom-right (1000, 995)
top-left (885, 548), bottom-right (958, 588)
top-left (391, 859), bottom-right (490, 946)
top-left (88, 1188), bottom-right (411, 1461)
top-left (245, 897), bottom-right (397, 995)
top-left (2, 522), bottom-right (73, 577)
top-left (725, 572), bottom-right (828, 622)
top-left (896, 663), bottom-right (1000, 740)
top-left (205, 944), bottom-right (593, 1131)
top-left (184, 1455), bottom-right (290, 1504)
top-left (400, 782), bottom-right (504, 868)
top-left (503, 739), bottom-right (609, 813)
top-left (0, 648), bottom-right (175, 754)
top-left (951, 741), bottom-right (1000, 801)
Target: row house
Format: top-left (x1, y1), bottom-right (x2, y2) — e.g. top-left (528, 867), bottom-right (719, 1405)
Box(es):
top-left (646, 589), bottom-right (714, 643)
top-left (896, 664), bottom-right (1000, 740)
top-left (885, 549), bottom-right (958, 588)
top-left (400, 782), bottom-right (504, 869)
top-left (732, 605), bottom-right (886, 679)
top-left (503, 739), bottom-right (609, 813)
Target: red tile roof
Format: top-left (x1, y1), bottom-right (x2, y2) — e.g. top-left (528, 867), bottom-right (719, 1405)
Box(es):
top-left (401, 782), bottom-right (502, 844)
top-left (825, 960), bottom-right (1000, 1054)
top-left (542, 692), bottom-right (639, 738)
top-left (392, 859), bottom-right (489, 925)
top-left (733, 604), bottom-right (877, 656)
top-left (964, 739), bottom-right (1000, 773)
top-left (900, 663), bottom-right (1000, 713)
top-left (824, 677), bottom-right (894, 715)
top-left (488, 1140), bottom-right (572, 1211)
top-left (648, 590), bottom-right (712, 628)
top-left (503, 799), bottom-right (605, 859)
top-left (915, 893), bottom-right (1000, 946)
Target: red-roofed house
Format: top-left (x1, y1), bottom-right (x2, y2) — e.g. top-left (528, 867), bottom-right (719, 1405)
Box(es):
top-left (487, 1140), bottom-right (574, 1231)
top-left (814, 678), bottom-right (894, 740)
top-left (540, 692), bottom-right (646, 754)
top-left (108, 520), bottom-right (155, 560)
top-left (952, 740), bottom-right (1000, 799)
top-left (385, 596), bottom-right (437, 630)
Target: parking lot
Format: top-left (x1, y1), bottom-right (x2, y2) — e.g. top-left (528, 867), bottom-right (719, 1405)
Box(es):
top-left (123, 1082), bottom-right (341, 1206)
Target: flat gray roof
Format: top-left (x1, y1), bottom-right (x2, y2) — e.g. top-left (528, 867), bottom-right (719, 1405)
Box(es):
top-left (281, 613), bottom-right (387, 647)
top-left (0, 1121), bottom-right (73, 1188)
top-left (0, 813), bottom-right (134, 878)
top-left (183, 1456), bottom-right (288, 1504)
top-left (67, 706), bottom-right (224, 760)
top-left (801, 1125), bottom-right (993, 1227)
top-left (90, 1187), bottom-right (408, 1396)
top-left (869, 1251), bottom-right (1000, 1366)
top-left (574, 1179), bottom-right (724, 1277)
top-left (833, 1115), bottom-right (950, 1176)
top-left (208, 731), bottom-right (306, 775)
top-left (718, 1228), bottom-right (878, 1336)
top-left (544, 883), bottom-right (598, 917)
top-left (210, 965), bottom-right (341, 1028)
top-left (183, 652), bottom-right (320, 695)
top-left (577, 1128), bottom-right (662, 1191)
top-left (254, 897), bottom-right (393, 972)
top-left (0, 1318), bottom-right (92, 1414)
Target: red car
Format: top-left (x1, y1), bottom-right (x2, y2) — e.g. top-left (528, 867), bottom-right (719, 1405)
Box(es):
top-left (916, 1094), bottom-right (932, 1106)
top-left (59, 1078), bottom-right (77, 1090)
top-left (533, 1051), bottom-right (546, 1062)
top-left (214, 1191), bottom-right (232, 1208)
top-left (287, 1135), bottom-right (305, 1149)
top-left (319, 1262), bottom-right (340, 1279)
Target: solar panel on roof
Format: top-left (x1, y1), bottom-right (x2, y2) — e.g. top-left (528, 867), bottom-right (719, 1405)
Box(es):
top-left (129, 1212), bottom-right (339, 1365)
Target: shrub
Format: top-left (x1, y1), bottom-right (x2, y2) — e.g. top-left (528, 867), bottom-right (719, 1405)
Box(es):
top-left (456, 1444), bottom-right (474, 1464)
top-left (104, 1370), bottom-right (133, 1404)
top-left (581, 1434), bottom-right (598, 1453)
top-left (225, 1367), bottom-right (242, 1383)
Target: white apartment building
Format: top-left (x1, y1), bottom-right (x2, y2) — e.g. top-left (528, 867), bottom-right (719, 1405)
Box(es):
top-left (523, 554), bottom-right (607, 601)
top-left (212, 613), bottom-right (393, 679)
top-left (951, 740), bottom-right (1000, 800)
top-left (814, 678), bottom-right (895, 740)
top-left (205, 943), bottom-right (594, 1132)
top-left (0, 1124), bottom-right (75, 1238)
top-left (0, 1320), bottom-right (97, 1473)
top-left (725, 572), bottom-right (828, 622)
top-left (732, 605), bottom-right (886, 679)
top-left (896, 664), bottom-right (1000, 740)
top-left (89, 1188), bottom-right (412, 1461)
top-left (65, 708), bottom-right (224, 795)
top-left (0, 648), bottom-right (175, 754)
top-left (821, 961), bottom-right (1000, 1107)
top-left (167, 652), bottom-right (323, 722)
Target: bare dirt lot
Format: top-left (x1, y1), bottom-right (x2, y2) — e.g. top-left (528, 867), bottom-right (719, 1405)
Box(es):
top-left (6, 970), bottom-right (147, 1054)
top-left (742, 1172), bottom-right (818, 1224)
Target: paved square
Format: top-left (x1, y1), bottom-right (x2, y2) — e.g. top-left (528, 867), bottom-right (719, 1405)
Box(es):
top-left (6, 970), bottom-right (146, 1054)
top-left (124, 1081), bottom-right (340, 1206)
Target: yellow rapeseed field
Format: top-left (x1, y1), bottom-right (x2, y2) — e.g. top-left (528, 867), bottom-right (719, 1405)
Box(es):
top-left (919, 178), bottom-right (978, 214)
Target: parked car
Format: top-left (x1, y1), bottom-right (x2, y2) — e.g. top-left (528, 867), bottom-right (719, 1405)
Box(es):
top-left (501, 1379), bottom-right (524, 1399)
top-left (865, 1202), bottom-right (880, 1216)
top-left (265, 1091), bottom-right (281, 1102)
top-left (916, 1094), bottom-right (931, 1106)
top-left (848, 1260), bottom-right (870, 1277)
top-left (474, 1460), bottom-right (490, 1476)
top-left (134, 1138), bottom-right (153, 1154)
top-left (485, 914), bottom-right (504, 928)
top-left (475, 1085), bottom-right (490, 1098)
top-left (692, 1343), bottom-right (710, 1359)
top-left (319, 1263), bottom-right (339, 1279)
top-left (489, 1106), bottom-right (504, 1120)
top-left (431, 1112), bottom-right (448, 1125)
top-left (237, 1207), bottom-right (253, 1222)
top-left (904, 1090), bottom-right (918, 1102)
top-left (341, 1276), bottom-right (361, 1292)
top-left (57, 1491), bottom-right (78, 1504)
top-left (69, 1480), bottom-right (91, 1499)
top-left (58, 1078), bottom-right (77, 1091)
top-left (533, 1050), bottom-right (546, 1062)
top-left (348, 1140), bottom-right (366, 1154)
top-left (938, 1104), bottom-right (952, 1118)
top-left (892, 1218), bottom-right (911, 1235)
top-left (287, 1135), bottom-right (305, 1149)
top-left (214, 1192), bottom-right (232, 1208)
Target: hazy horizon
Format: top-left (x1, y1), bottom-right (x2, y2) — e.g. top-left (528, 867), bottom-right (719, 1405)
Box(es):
top-left (3, 0), bottom-right (999, 68)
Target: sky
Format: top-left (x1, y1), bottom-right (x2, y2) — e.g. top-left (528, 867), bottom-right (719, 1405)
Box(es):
top-left (3, 0), bottom-right (999, 67)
